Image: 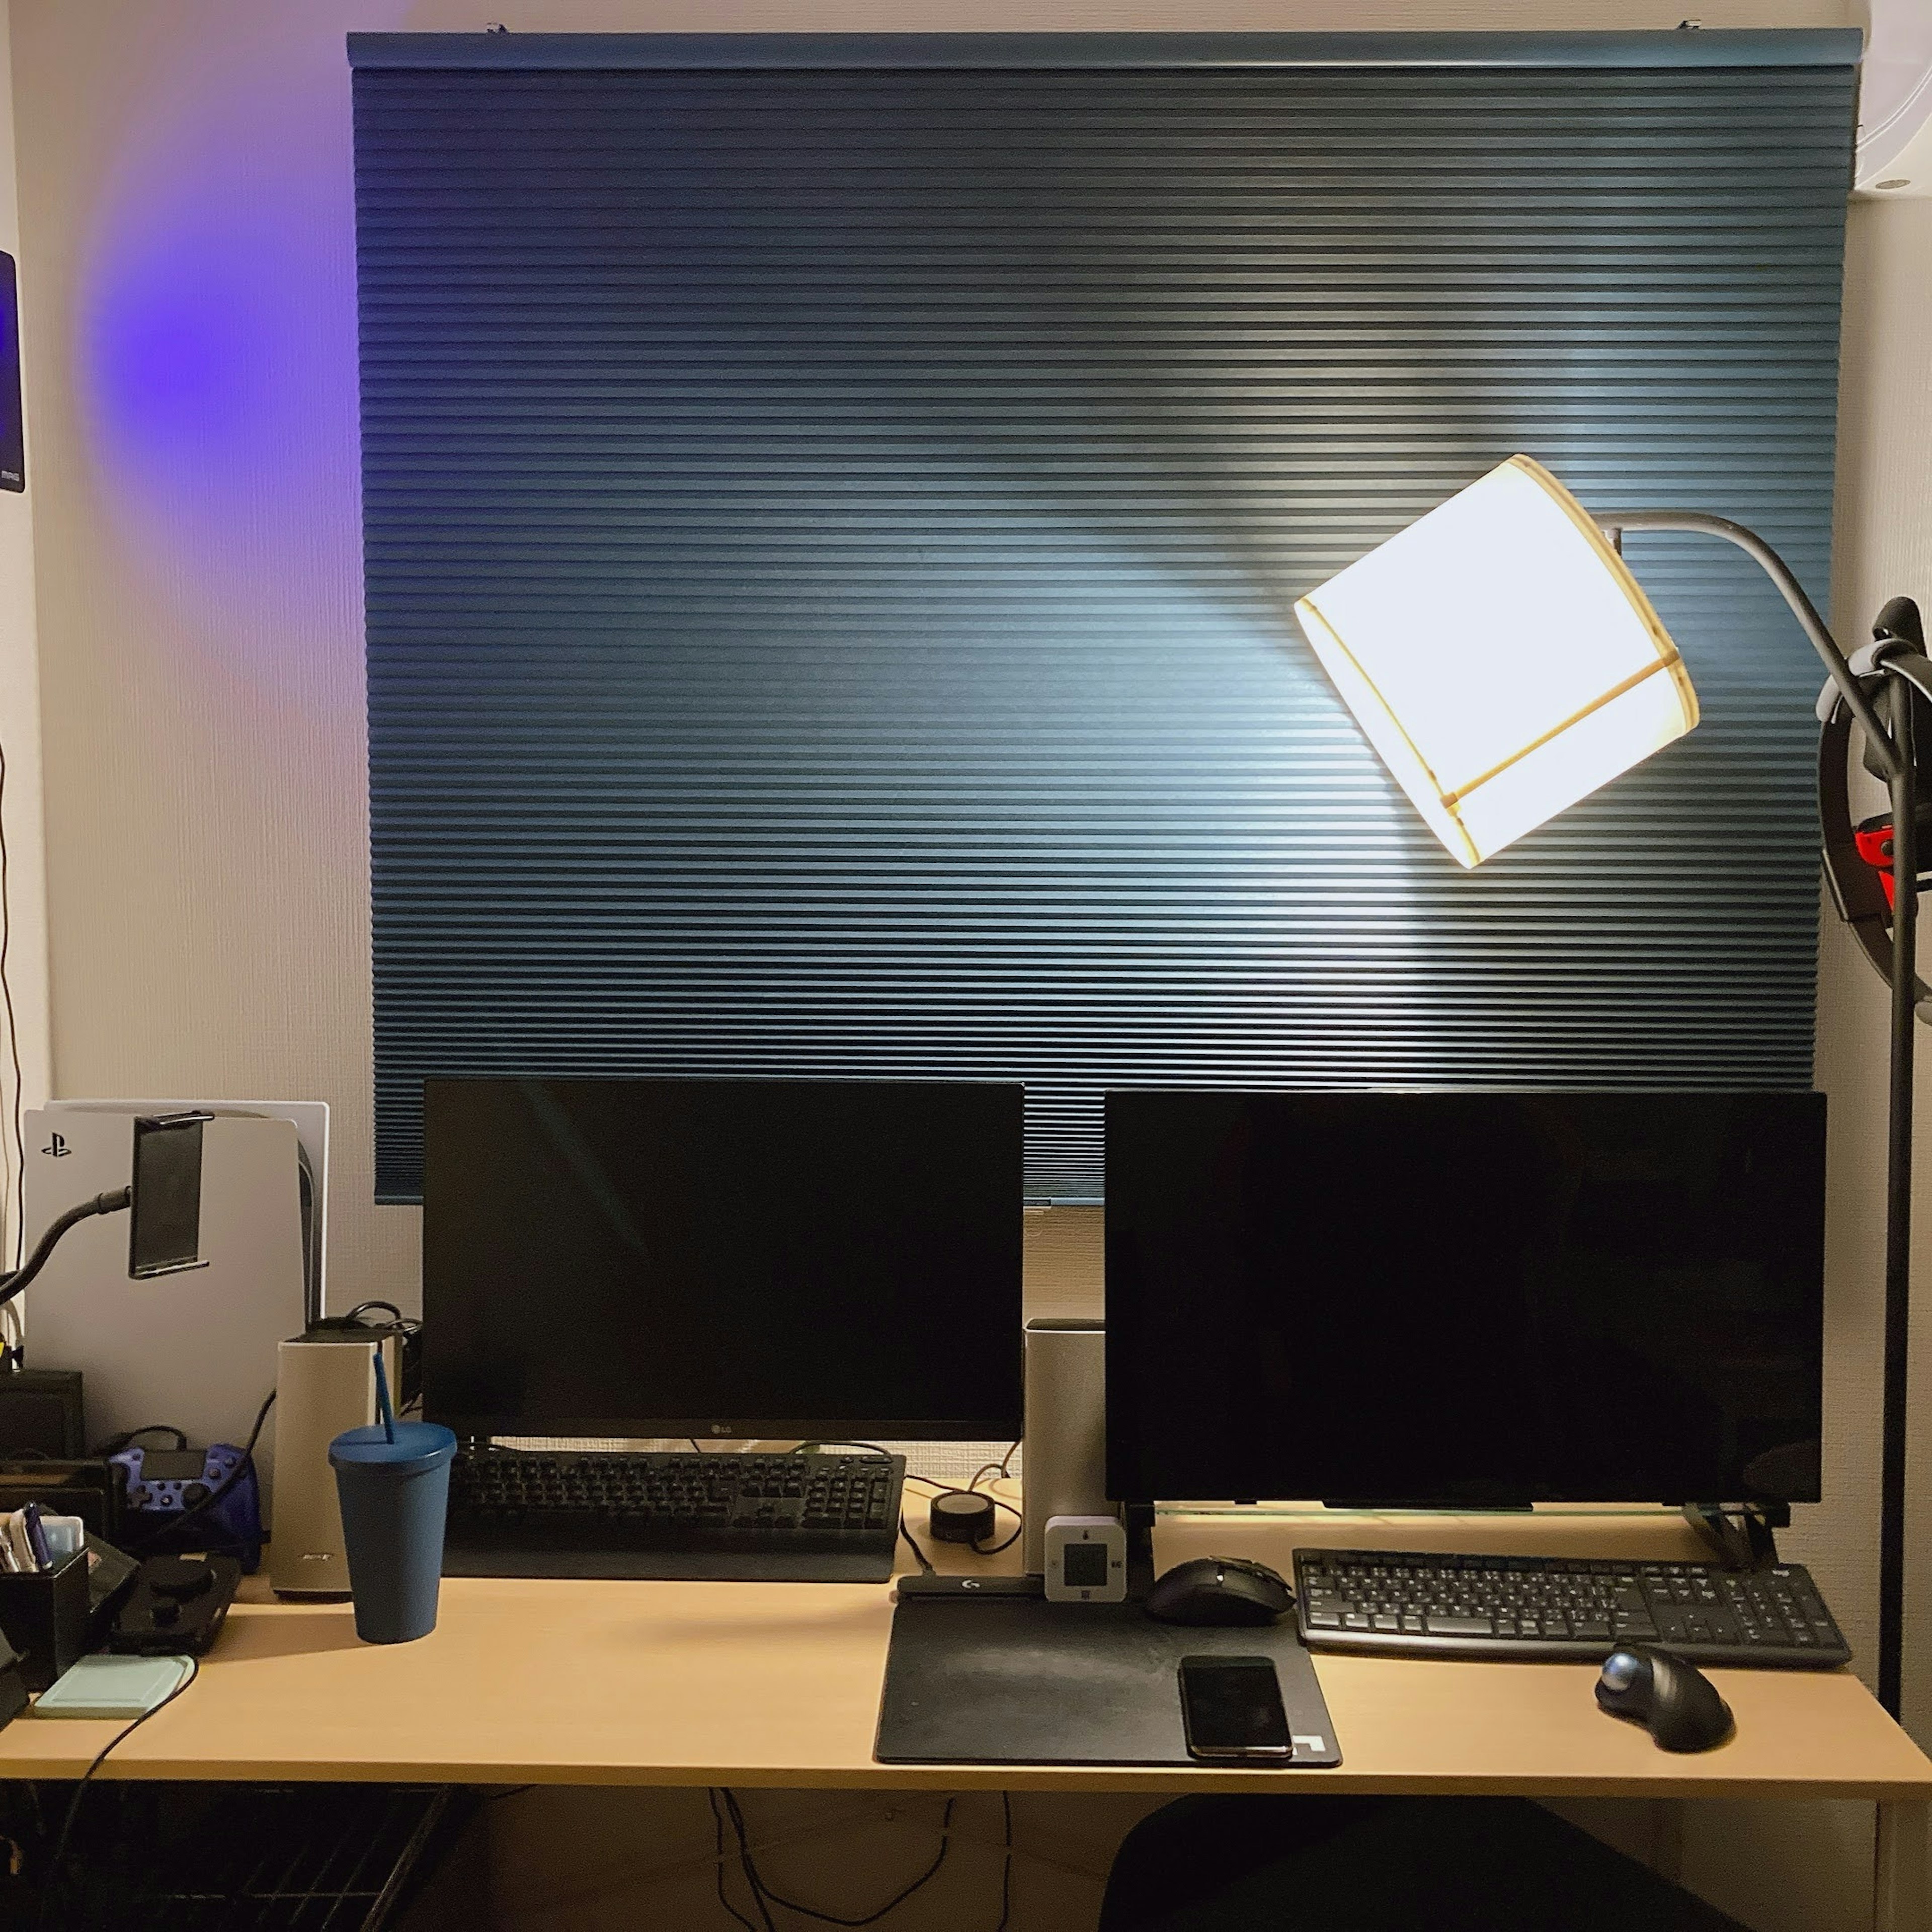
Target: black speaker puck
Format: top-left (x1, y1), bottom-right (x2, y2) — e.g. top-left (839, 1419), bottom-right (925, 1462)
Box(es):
top-left (928, 1490), bottom-right (996, 1545)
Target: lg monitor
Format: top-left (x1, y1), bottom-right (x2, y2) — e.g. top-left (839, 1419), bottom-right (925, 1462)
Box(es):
top-left (1105, 1089), bottom-right (1826, 1509)
top-left (424, 1076), bottom-right (1024, 1440)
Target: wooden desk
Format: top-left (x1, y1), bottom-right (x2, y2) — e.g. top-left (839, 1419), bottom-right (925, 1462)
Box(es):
top-left (0, 1506), bottom-right (1923, 1927)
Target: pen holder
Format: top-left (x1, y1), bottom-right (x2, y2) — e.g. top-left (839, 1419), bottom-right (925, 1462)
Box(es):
top-left (0, 1550), bottom-right (90, 1690)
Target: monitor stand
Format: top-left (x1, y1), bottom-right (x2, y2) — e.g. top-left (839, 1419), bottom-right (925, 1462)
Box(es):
top-left (1124, 1500), bottom-right (1157, 1601)
top-left (1683, 1500), bottom-right (1787, 1571)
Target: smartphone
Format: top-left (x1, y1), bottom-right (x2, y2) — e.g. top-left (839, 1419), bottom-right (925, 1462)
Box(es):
top-left (1178, 1655), bottom-right (1293, 1761)
top-left (128, 1113), bottom-right (211, 1279)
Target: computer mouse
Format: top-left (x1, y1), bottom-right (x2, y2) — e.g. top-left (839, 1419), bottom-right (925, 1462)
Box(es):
top-left (1144, 1556), bottom-right (1293, 1627)
top-left (1595, 1646), bottom-right (1734, 1753)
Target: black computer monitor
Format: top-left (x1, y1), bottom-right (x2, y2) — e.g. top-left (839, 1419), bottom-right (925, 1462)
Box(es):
top-left (1104, 1090), bottom-right (1826, 1508)
top-left (423, 1076), bottom-right (1024, 1440)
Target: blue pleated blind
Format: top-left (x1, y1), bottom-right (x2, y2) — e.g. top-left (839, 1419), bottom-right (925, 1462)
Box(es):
top-left (351, 32), bottom-right (1858, 1203)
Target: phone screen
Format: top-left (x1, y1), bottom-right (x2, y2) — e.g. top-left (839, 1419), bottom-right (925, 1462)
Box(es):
top-left (129, 1115), bottom-right (209, 1279)
top-left (1178, 1656), bottom-right (1292, 1758)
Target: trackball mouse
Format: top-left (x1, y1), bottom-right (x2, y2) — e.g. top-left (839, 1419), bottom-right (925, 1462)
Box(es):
top-left (1595, 1646), bottom-right (1734, 1753)
top-left (1145, 1556), bottom-right (1294, 1627)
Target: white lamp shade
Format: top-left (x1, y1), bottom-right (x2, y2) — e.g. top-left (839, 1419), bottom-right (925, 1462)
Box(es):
top-left (1293, 454), bottom-right (1698, 868)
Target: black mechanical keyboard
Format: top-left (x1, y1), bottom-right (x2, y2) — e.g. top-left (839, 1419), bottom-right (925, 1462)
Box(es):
top-left (444, 1448), bottom-right (905, 1582)
top-left (1293, 1549), bottom-right (1851, 1668)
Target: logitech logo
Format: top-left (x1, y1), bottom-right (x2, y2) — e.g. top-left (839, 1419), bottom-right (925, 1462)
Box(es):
top-left (42, 1132), bottom-right (69, 1158)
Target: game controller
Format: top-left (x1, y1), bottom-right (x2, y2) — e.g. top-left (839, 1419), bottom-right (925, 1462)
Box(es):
top-left (108, 1442), bottom-right (262, 1574)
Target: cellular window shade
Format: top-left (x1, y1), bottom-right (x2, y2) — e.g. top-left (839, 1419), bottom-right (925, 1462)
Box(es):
top-left (350, 31), bottom-right (1859, 1203)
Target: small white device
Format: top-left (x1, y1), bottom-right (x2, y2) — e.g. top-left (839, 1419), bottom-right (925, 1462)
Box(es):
top-left (1042, 1514), bottom-right (1126, 1603)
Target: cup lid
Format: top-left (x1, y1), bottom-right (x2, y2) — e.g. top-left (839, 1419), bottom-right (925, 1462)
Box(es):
top-left (329, 1421), bottom-right (457, 1474)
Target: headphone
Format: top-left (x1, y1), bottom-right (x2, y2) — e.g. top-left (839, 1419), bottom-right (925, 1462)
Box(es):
top-left (1816, 597), bottom-right (1932, 1013)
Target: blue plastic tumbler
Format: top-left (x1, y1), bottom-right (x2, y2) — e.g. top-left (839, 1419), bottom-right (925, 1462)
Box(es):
top-left (328, 1352), bottom-right (456, 1644)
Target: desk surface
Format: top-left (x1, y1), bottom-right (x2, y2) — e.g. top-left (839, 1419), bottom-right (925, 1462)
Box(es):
top-left (0, 1505), bottom-right (1925, 1800)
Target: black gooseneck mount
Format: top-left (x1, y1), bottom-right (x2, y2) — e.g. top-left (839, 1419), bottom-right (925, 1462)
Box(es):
top-left (0, 1189), bottom-right (130, 1314)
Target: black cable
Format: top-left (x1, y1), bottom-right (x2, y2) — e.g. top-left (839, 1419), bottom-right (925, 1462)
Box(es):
top-left (711, 1787), bottom-right (773, 1931)
top-left (724, 1788), bottom-right (957, 1928)
top-left (90, 1425), bottom-right (188, 1459)
top-left (0, 1190), bottom-right (130, 1313)
top-left (36, 1654), bottom-right (200, 1931)
top-left (126, 1387), bottom-right (275, 1552)
top-left (0, 732), bottom-right (22, 1275)
top-left (995, 1792), bottom-right (1012, 1932)
top-left (344, 1300), bottom-right (408, 1326)
top-left (899, 1514), bottom-right (934, 1575)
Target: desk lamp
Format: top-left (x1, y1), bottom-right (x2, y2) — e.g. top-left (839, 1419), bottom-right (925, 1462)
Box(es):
top-left (1294, 454), bottom-right (1930, 1719)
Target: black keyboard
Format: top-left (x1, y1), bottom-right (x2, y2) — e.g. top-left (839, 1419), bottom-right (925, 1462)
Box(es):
top-left (1293, 1549), bottom-right (1851, 1669)
top-left (444, 1448), bottom-right (905, 1582)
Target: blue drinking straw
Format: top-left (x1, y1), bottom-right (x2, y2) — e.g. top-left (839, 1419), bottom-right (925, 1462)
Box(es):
top-left (373, 1347), bottom-right (397, 1445)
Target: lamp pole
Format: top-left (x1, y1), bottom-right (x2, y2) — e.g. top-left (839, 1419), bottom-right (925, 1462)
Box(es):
top-left (1881, 665), bottom-right (1917, 1724)
top-left (1604, 511), bottom-right (1924, 1720)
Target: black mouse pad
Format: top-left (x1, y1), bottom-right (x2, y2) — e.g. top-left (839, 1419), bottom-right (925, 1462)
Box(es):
top-left (874, 1596), bottom-right (1342, 1766)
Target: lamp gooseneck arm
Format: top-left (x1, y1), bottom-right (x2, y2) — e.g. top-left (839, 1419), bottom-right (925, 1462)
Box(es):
top-left (1598, 509), bottom-right (1904, 780)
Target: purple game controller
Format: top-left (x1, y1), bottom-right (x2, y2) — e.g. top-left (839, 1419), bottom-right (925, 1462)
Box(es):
top-left (109, 1441), bottom-right (262, 1574)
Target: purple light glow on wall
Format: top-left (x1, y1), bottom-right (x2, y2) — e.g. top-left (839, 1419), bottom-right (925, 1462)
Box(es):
top-left (73, 14), bottom-right (410, 692)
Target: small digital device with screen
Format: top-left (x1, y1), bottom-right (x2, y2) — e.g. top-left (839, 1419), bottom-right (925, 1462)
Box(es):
top-left (1178, 1654), bottom-right (1293, 1760)
top-left (1042, 1514), bottom-right (1126, 1602)
top-left (128, 1113), bottom-right (211, 1280)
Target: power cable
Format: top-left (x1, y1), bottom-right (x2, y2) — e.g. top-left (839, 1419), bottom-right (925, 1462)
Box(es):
top-left (35, 1655), bottom-right (201, 1930)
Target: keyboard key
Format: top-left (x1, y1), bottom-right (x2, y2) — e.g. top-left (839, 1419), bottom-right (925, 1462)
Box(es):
top-left (1424, 1615), bottom-right (1493, 1636)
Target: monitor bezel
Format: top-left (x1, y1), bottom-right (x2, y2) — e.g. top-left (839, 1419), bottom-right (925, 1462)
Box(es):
top-left (1102, 1085), bottom-right (1827, 1512)
top-left (421, 1073), bottom-right (1027, 1446)
top-left (430, 1408), bottom-right (1024, 1443)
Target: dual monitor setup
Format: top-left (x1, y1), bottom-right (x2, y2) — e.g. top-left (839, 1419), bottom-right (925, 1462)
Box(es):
top-left (424, 1075), bottom-right (1828, 1587)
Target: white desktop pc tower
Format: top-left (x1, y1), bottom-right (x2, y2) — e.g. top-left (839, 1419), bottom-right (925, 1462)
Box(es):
top-left (1022, 1318), bottom-right (1114, 1575)
top-left (270, 1329), bottom-right (406, 1597)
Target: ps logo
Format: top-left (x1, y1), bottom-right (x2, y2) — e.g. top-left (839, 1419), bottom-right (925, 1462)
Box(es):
top-left (42, 1131), bottom-right (69, 1158)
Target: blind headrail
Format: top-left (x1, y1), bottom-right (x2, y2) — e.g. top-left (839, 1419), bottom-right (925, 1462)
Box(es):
top-left (346, 30), bottom-right (1863, 75)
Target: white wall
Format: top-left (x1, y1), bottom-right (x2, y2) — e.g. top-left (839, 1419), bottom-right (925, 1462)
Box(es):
top-left (13, 4), bottom-right (1921, 1927)
top-left (0, 0), bottom-right (50, 1282)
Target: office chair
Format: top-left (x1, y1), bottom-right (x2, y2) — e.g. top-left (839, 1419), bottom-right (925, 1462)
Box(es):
top-left (1097, 1795), bottom-right (1749, 1931)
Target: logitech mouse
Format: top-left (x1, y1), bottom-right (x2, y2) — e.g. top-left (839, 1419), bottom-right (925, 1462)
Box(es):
top-left (1595, 1646), bottom-right (1734, 1753)
top-left (1144, 1556), bottom-right (1294, 1627)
